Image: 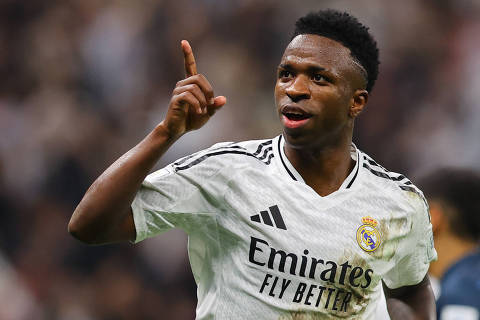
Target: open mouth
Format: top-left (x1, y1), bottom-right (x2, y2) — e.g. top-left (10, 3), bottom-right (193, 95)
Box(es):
top-left (282, 112), bottom-right (312, 121)
top-left (281, 106), bottom-right (312, 128)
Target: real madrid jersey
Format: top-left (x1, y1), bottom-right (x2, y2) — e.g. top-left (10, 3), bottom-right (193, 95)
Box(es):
top-left (131, 135), bottom-right (437, 320)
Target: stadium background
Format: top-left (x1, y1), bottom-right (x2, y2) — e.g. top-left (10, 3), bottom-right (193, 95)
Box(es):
top-left (0, 0), bottom-right (479, 319)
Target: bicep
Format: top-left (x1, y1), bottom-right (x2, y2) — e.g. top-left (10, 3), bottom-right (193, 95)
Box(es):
top-left (383, 275), bottom-right (436, 320)
top-left (102, 207), bottom-right (136, 244)
top-left (383, 275), bottom-right (428, 298)
top-left (121, 208), bottom-right (137, 242)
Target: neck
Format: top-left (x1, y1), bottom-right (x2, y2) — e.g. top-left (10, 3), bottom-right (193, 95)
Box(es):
top-left (429, 233), bottom-right (478, 279)
top-left (284, 136), bottom-right (354, 197)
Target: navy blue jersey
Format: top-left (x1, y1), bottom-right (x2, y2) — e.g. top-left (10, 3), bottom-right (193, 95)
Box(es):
top-left (437, 250), bottom-right (480, 319)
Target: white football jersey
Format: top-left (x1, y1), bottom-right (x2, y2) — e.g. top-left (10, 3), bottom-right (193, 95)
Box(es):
top-left (131, 135), bottom-right (437, 319)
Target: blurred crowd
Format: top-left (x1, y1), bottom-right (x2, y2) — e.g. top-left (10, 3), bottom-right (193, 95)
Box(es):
top-left (0, 0), bottom-right (479, 319)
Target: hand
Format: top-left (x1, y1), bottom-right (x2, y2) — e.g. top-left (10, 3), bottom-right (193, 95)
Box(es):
top-left (161, 40), bottom-right (227, 139)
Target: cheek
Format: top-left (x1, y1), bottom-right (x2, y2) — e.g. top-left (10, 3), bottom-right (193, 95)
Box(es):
top-left (313, 91), bottom-right (350, 119)
top-left (274, 82), bottom-right (283, 103)
top-left (313, 89), bottom-right (341, 107)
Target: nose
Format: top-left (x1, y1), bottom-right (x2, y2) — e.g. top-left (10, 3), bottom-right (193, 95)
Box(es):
top-left (285, 75), bottom-right (310, 102)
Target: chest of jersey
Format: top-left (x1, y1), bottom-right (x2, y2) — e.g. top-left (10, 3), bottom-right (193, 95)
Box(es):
top-left (219, 167), bottom-right (411, 316)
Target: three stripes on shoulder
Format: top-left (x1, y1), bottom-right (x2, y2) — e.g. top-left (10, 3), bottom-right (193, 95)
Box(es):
top-left (171, 141), bottom-right (421, 199)
top-left (362, 154), bottom-right (422, 196)
top-left (173, 140), bottom-right (274, 171)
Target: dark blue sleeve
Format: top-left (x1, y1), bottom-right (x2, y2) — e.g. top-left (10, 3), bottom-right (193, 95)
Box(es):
top-left (436, 252), bottom-right (480, 319)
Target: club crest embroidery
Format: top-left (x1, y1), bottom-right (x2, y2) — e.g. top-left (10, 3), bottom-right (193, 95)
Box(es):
top-left (356, 216), bottom-right (382, 252)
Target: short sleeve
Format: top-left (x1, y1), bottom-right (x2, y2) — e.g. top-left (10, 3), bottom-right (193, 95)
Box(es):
top-left (383, 196), bottom-right (437, 289)
top-left (131, 159), bottom-right (225, 244)
top-left (436, 252), bottom-right (480, 318)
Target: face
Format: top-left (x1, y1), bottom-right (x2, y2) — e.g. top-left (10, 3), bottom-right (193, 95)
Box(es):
top-left (274, 34), bottom-right (367, 149)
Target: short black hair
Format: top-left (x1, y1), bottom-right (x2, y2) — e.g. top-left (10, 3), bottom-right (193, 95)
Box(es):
top-left (419, 168), bottom-right (480, 241)
top-left (292, 9), bottom-right (379, 93)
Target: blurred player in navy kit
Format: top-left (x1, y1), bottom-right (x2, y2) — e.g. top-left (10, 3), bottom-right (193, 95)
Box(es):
top-left (420, 168), bottom-right (480, 320)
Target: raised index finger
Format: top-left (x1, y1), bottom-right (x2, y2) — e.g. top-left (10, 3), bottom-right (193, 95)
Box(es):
top-left (181, 40), bottom-right (197, 77)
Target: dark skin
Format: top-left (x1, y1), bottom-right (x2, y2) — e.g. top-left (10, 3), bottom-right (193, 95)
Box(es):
top-left (275, 35), bottom-right (367, 196)
top-left (68, 36), bottom-right (435, 319)
top-left (68, 40), bottom-right (226, 244)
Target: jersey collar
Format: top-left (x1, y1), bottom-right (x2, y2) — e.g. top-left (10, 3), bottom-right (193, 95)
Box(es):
top-left (273, 135), bottom-right (362, 190)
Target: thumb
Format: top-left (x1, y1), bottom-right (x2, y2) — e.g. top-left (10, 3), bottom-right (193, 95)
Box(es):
top-left (207, 96), bottom-right (227, 116)
top-left (213, 96), bottom-right (227, 108)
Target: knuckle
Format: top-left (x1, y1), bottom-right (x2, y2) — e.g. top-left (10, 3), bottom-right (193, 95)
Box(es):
top-left (190, 98), bottom-right (199, 107)
top-left (188, 83), bottom-right (200, 91)
top-left (174, 91), bottom-right (188, 101)
top-left (199, 76), bottom-right (213, 95)
top-left (169, 96), bottom-right (179, 105)
top-left (182, 91), bottom-right (193, 98)
top-left (195, 74), bottom-right (208, 85)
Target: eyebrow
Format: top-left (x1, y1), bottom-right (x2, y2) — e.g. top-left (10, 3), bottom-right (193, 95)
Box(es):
top-left (278, 63), bottom-right (327, 73)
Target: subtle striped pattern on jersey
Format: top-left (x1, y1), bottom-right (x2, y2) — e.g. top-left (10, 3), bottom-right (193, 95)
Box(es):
top-left (131, 135), bottom-right (436, 320)
top-left (361, 153), bottom-right (423, 196)
top-left (173, 140), bottom-right (274, 171)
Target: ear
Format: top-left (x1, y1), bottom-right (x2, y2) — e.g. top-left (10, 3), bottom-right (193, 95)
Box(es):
top-left (349, 89), bottom-right (368, 118)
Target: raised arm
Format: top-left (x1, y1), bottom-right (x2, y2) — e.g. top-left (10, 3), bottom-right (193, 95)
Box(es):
top-left (68, 40), bottom-right (226, 244)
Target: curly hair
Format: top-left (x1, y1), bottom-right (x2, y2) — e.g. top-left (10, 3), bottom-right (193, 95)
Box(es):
top-left (292, 9), bottom-right (380, 93)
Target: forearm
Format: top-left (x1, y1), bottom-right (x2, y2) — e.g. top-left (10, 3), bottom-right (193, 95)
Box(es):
top-left (385, 277), bottom-right (436, 320)
top-left (69, 40), bottom-right (226, 245)
top-left (68, 123), bottom-right (178, 244)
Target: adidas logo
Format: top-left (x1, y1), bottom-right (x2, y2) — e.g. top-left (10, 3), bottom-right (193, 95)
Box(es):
top-left (250, 205), bottom-right (287, 230)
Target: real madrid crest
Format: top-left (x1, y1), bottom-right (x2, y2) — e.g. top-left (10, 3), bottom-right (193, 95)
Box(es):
top-left (356, 216), bottom-right (382, 252)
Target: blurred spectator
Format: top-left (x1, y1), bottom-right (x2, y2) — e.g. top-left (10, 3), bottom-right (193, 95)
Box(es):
top-left (419, 168), bottom-right (480, 320)
top-left (0, 253), bottom-right (40, 320)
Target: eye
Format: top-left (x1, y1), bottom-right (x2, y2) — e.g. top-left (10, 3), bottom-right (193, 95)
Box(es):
top-left (312, 74), bottom-right (328, 83)
top-left (278, 69), bottom-right (293, 80)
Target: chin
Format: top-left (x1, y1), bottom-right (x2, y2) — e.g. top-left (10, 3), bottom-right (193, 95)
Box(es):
top-left (283, 128), bottom-right (343, 151)
top-left (282, 130), bottom-right (316, 149)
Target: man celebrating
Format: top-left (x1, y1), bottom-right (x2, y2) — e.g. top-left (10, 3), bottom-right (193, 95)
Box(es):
top-left (69, 9), bottom-right (437, 319)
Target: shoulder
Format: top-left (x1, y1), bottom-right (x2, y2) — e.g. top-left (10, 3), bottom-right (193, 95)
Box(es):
top-left (171, 137), bottom-right (275, 174)
top-left (442, 251), bottom-right (480, 286)
top-left (438, 251), bottom-right (480, 309)
top-left (359, 149), bottom-right (427, 209)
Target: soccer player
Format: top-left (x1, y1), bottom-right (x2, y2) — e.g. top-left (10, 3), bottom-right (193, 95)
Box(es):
top-left (419, 168), bottom-right (480, 320)
top-left (69, 9), bottom-right (437, 319)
